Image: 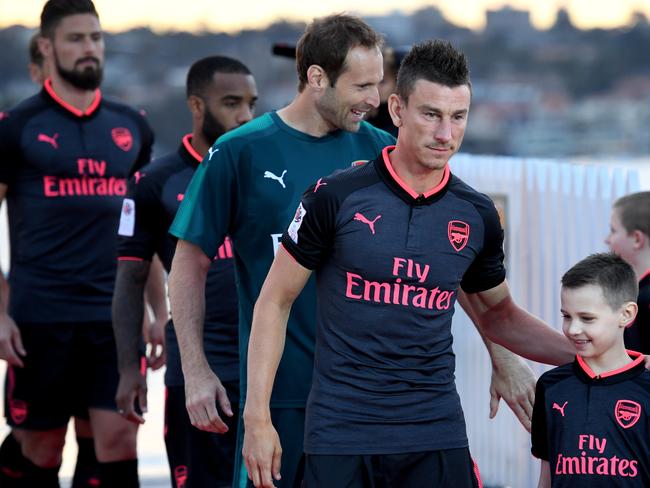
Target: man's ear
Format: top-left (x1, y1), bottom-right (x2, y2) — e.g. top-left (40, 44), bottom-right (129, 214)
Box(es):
top-left (38, 36), bottom-right (52, 59)
top-left (306, 65), bottom-right (328, 90)
top-left (387, 93), bottom-right (404, 128)
top-left (187, 95), bottom-right (204, 118)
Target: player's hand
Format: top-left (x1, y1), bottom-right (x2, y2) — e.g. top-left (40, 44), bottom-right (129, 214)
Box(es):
top-left (116, 366), bottom-right (147, 424)
top-left (489, 353), bottom-right (536, 432)
top-left (242, 416), bottom-right (282, 488)
top-left (0, 312), bottom-right (25, 367)
top-left (184, 366), bottom-right (232, 433)
top-left (146, 318), bottom-right (166, 371)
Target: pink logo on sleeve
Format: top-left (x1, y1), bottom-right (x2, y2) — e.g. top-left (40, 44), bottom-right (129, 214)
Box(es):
top-left (314, 178), bottom-right (328, 193)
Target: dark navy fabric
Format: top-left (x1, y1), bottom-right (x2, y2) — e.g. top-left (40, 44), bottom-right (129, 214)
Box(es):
top-left (281, 146), bottom-right (506, 455)
top-left (531, 352), bottom-right (650, 486)
top-left (624, 272), bottom-right (650, 354)
top-left (116, 135), bottom-right (238, 385)
top-left (0, 81), bottom-right (153, 323)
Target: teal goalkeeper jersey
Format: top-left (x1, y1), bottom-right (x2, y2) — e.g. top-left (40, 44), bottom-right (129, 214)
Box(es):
top-left (170, 111), bottom-right (394, 407)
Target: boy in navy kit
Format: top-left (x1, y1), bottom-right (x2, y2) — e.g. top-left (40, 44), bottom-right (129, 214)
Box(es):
top-left (242, 39), bottom-right (574, 488)
top-left (531, 253), bottom-right (650, 487)
top-left (605, 192), bottom-right (650, 354)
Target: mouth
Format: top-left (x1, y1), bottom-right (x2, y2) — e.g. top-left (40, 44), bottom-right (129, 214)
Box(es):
top-left (426, 145), bottom-right (451, 153)
top-left (350, 108), bottom-right (367, 121)
top-left (572, 339), bottom-right (591, 348)
top-left (76, 58), bottom-right (99, 68)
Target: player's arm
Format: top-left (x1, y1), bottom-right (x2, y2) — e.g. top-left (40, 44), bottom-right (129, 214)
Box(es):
top-left (0, 183), bottom-right (25, 367)
top-left (458, 290), bottom-right (536, 431)
top-left (143, 254), bottom-right (168, 370)
top-left (243, 246), bottom-right (312, 488)
top-left (169, 239), bottom-right (233, 433)
top-left (463, 280), bottom-right (574, 365)
top-left (538, 461), bottom-right (551, 488)
top-left (112, 258), bottom-right (151, 423)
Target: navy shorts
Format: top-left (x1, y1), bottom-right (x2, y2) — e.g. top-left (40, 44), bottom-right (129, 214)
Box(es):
top-left (164, 382), bottom-right (239, 488)
top-left (302, 447), bottom-right (482, 488)
top-left (233, 407), bottom-right (306, 488)
top-left (4, 322), bottom-right (121, 430)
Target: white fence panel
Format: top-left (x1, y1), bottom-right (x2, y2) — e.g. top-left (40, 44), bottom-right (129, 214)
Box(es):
top-left (449, 154), bottom-right (639, 487)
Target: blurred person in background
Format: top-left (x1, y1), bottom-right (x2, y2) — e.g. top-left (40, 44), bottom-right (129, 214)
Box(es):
top-left (113, 55), bottom-right (257, 488)
top-left (606, 192), bottom-right (650, 354)
top-left (0, 1), bottom-right (154, 486)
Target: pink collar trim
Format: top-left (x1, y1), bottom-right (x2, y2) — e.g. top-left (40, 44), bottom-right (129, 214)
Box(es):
top-left (576, 350), bottom-right (644, 379)
top-left (182, 134), bottom-right (203, 163)
top-left (381, 145), bottom-right (450, 199)
top-left (44, 78), bottom-right (101, 117)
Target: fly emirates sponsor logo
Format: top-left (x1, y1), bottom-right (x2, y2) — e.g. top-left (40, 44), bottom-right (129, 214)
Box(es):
top-left (345, 257), bottom-right (454, 311)
top-left (555, 434), bottom-right (638, 478)
top-left (43, 158), bottom-right (126, 197)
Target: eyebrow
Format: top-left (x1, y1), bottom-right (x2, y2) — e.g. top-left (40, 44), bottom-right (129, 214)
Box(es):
top-left (221, 95), bottom-right (258, 102)
top-left (419, 105), bottom-right (468, 115)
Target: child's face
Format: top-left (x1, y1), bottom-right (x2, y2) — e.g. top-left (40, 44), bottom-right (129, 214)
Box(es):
top-left (605, 209), bottom-right (636, 264)
top-left (561, 285), bottom-right (628, 360)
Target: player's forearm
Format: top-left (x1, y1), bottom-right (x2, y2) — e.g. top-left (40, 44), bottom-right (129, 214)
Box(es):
top-left (112, 260), bottom-right (150, 371)
top-left (0, 273), bottom-right (9, 314)
top-left (144, 255), bottom-right (168, 321)
top-left (243, 298), bottom-right (290, 423)
top-left (168, 246), bottom-right (210, 376)
top-left (478, 297), bottom-right (574, 365)
top-left (459, 290), bottom-right (523, 370)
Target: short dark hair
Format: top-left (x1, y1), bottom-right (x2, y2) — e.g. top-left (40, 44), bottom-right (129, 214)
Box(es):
top-left (562, 253), bottom-right (638, 310)
top-left (396, 39), bottom-right (470, 104)
top-left (613, 191), bottom-right (650, 239)
top-left (186, 56), bottom-right (252, 98)
top-left (40, 0), bottom-right (99, 38)
top-left (29, 33), bottom-right (43, 67)
top-left (296, 14), bottom-right (383, 91)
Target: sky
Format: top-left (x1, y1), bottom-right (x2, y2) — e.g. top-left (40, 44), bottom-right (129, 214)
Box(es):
top-left (1, 0), bottom-right (649, 33)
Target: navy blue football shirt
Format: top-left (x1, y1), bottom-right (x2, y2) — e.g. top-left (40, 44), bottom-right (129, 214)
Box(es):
top-left (532, 351), bottom-right (650, 486)
top-left (0, 79), bottom-right (153, 323)
top-left (281, 145), bottom-right (506, 454)
top-left (117, 135), bottom-right (238, 385)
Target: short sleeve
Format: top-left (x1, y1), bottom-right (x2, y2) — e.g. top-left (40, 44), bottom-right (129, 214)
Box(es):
top-left (128, 111), bottom-right (154, 176)
top-left (280, 178), bottom-right (339, 270)
top-left (460, 197), bottom-right (506, 293)
top-left (169, 140), bottom-right (237, 258)
top-left (116, 173), bottom-right (162, 261)
top-left (531, 377), bottom-right (549, 460)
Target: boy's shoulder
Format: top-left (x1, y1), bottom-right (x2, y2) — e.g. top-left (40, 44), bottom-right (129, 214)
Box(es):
top-left (538, 362), bottom-right (575, 390)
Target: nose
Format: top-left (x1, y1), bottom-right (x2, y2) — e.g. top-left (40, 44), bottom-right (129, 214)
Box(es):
top-left (237, 105), bottom-right (254, 125)
top-left (604, 234), bottom-right (611, 246)
top-left (434, 118), bottom-right (452, 144)
top-left (366, 86), bottom-right (380, 109)
top-left (566, 318), bottom-right (582, 337)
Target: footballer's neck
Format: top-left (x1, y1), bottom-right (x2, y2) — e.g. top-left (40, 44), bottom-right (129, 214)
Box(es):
top-left (277, 92), bottom-right (336, 138)
top-left (49, 73), bottom-right (98, 113)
